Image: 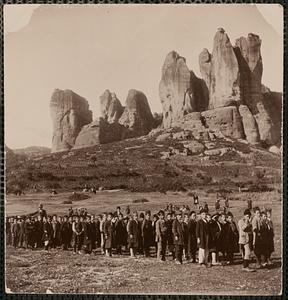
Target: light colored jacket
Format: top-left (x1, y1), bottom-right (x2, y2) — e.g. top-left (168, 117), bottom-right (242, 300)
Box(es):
top-left (238, 218), bottom-right (252, 245)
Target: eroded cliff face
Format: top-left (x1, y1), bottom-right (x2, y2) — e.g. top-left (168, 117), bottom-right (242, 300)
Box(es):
top-left (159, 51), bottom-right (209, 128)
top-left (50, 89), bottom-right (92, 152)
top-left (100, 90), bottom-right (124, 123)
top-left (119, 89), bottom-right (155, 138)
top-left (50, 88), bottom-right (157, 152)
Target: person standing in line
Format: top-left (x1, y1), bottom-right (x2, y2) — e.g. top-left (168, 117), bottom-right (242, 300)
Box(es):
top-left (34, 215), bottom-right (44, 248)
top-left (155, 210), bottom-right (168, 262)
top-left (252, 207), bottom-right (264, 269)
top-left (11, 218), bottom-right (20, 248)
top-left (207, 213), bottom-right (221, 266)
top-left (104, 213), bottom-right (114, 257)
top-left (196, 209), bottom-right (209, 267)
top-left (218, 213), bottom-right (229, 262)
top-left (226, 212), bottom-right (239, 265)
top-left (72, 215), bottom-right (84, 254)
top-left (266, 208), bottom-right (274, 265)
top-left (43, 216), bottom-right (53, 251)
top-left (172, 211), bottom-right (184, 264)
top-left (51, 215), bottom-right (60, 248)
top-left (152, 214), bottom-right (159, 254)
top-left (166, 212), bottom-right (175, 260)
top-left (114, 213), bottom-right (127, 255)
top-left (238, 209), bottom-right (255, 272)
top-left (141, 211), bottom-right (153, 257)
top-left (127, 211), bottom-right (141, 258)
top-left (100, 213), bottom-right (107, 255)
top-left (138, 213), bottom-right (145, 255)
top-left (6, 217), bottom-right (12, 246)
top-left (187, 211), bottom-right (197, 263)
top-left (25, 217), bottom-right (35, 249)
top-left (60, 215), bottom-right (71, 250)
top-left (182, 213), bottom-right (189, 261)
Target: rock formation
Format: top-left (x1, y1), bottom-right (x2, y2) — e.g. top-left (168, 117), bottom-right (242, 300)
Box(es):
top-left (234, 33), bottom-right (275, 145)
top-left (50, 89), bottom-right (93, 152)
top-left (119, 89), bottom-right (155, 138)
top-left (74, 118), bottom-right (123, 149)
top-left (159, 51), bottom-right (208, 128)
top-left (202, 28), bottom-right (241, 109)
top-left (100, 90), bottom-right (124, 123)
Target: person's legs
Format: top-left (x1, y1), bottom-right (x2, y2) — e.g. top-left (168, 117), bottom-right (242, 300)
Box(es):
top-left (161, 239), bottom-right (167, 261)
top-left (198, 248), bottom-right (205, 264)
top-left (157, 241), bottom-right (162, 260)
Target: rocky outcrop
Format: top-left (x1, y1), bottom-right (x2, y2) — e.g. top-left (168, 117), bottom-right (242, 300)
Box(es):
top-left (234, 33), bottom-right (274, 145)
top-left (159, 51), bottom-right (208, 128)
top-left (100, 90), bottom-right (124, 123)
top-left (207, 28), bottom-right (240, 108)
top-left (50, 89), bottom-right (93, 152)
top-left (119, 89), bottom-right (155, 138)
top-left (201, 107), bottom-right (244, 140)
top-left (73, 118), bottom-right (123, 149)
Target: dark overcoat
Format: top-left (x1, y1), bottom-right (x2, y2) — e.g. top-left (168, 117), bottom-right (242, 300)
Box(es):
top-left (127, 219), bottom-right (141, 248)
top-left (196, 219), bottom-right (209, 249)
top-left (172, 219), bottom-right (184, 245)
top-left (141, 219), bottom-right (154, 247)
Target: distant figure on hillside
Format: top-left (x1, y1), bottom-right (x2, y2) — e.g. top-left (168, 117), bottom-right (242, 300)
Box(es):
top-left (51, 189), bottom-right (57, 195)
top-left (193, 193), bottom-right (199, 207)
top-left (215, 199), bottom-right (221, 211)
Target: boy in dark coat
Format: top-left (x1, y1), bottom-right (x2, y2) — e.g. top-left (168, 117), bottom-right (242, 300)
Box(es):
top-left (182, 213), bottom-right (189, 261)
top-left (187, 211), bottom-right (197, 263)
top-left (128, 212), bottom-right (141, 258)
top-left (196, 209), bottom-right (209, 266)
top-left (207, 213), bottom-right (221, 266)
top-left (83, 215), bottom-right (93, 254)
top-left (43, 216), bottom-right (53, 250)
top-left (104, 213), bottom-right (114, 257)
top-left (34, 215), bottom-right (44, 248)
top-left (115, 213), bottom-right (127, 254)
top-left (226, 212), bottom-right (239, 265)
top-left (25, 217), bottom-right (35, 249)
top-left (166, 213), bottom-right (175, 260)
top-left (60, 215), bottom-right (71, 250)
top-left (172, 211), bottom-right (184, 264)
top-left (218, 213), bottom-right (229, 261)
top-left (141, 211), bottom-right (153, 257)
top-left (155, 210), bottom-right (168, 262)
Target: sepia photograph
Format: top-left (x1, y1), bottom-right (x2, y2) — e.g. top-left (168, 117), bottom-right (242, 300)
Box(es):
top-left (4, 3), bottom-right (284, 295)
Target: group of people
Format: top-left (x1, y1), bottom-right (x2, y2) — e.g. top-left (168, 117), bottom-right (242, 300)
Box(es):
top-left (6, 201), bottom-right (274, 272)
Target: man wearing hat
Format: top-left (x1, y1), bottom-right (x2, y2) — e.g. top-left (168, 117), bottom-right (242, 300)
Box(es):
top-left (238, 208), bottom-right (255, 272)
top-left (37, 204), bottom-right (47, 219)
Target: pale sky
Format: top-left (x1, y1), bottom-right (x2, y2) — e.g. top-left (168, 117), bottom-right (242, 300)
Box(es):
top-left (4, 4), bottom-right (283, 149)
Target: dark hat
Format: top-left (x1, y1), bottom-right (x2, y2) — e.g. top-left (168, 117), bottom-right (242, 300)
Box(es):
top-left (175, 210), bottom-right (182, 216)
top-left (244, 209), bottom-right (251, 216)
top-left (199, 209), bottom-right (206, 214)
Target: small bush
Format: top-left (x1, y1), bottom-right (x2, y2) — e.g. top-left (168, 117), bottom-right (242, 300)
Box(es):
top-left (63, 200), bottom-right (73, 204)
top-left (68, 193), bottom-right (90, 201)
top-left (132, 198), bottom-right (149, 203)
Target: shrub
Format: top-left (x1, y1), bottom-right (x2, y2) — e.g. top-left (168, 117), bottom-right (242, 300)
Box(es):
top-left (63, 200), bottom-right (73, 204)
top-left (132, 198), bottom-right (149, 203)
top-left (68, 193), bottom-right (91, 201)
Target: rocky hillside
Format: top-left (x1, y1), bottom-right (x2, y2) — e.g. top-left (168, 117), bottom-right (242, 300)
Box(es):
top-left (13, 146), bottom-right (51, 158)
top-left (6, 130), bottom-right (281, 195)
top-left (49, 28), bottom-right (282, 154)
